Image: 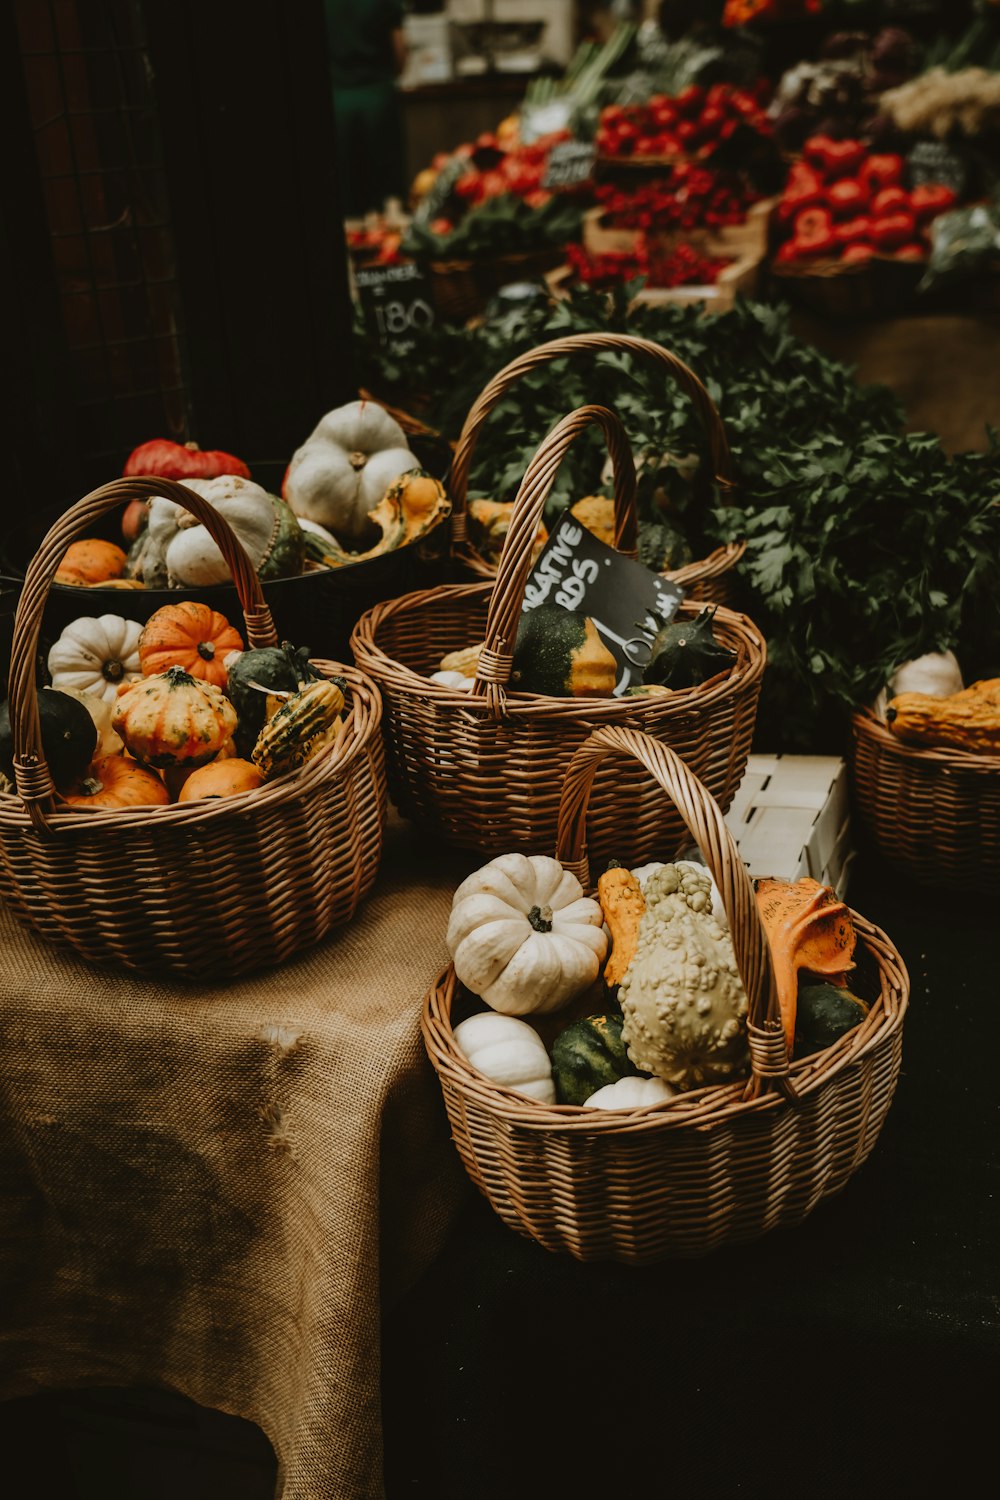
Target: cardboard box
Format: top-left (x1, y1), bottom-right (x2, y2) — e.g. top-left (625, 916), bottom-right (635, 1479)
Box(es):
top-left (723, 754), bottom-right (854, 898)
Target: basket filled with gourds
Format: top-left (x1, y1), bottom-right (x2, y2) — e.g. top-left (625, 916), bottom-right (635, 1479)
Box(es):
top-left (446, 332), bottom-right (746, 606)
top-left (422, 726), bottom-right (910, 1264)
top-left (0, 477), bottom-right (386, 979)
top-left (351, 401), bottom-right (765, 870)
top-left (851, 650), bottom-right (1000, 893)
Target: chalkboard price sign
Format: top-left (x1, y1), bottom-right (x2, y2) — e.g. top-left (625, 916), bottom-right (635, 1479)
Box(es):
top-left (543, 142), bottom-right (597, 191)
top-left (523, 510), bottom-right (684, 695)
top-left (354, 261), bottom-right (435, 360)
top-left (907, 140), bottom-right (969, 197)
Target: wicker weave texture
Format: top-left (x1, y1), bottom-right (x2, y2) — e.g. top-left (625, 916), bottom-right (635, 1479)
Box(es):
top-left (0, 478), bottom-right (388, 978)
top-left (851, 708), bottom-right (1000, 892)
top-left (352, 406), bottom-right (765, 865)
top-left (446, 331), bottom-right (745, 602)
top-left (422, 726), bottom-right (909, 1262)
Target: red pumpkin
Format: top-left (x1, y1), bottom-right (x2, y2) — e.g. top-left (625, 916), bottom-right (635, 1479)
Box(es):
top-left (123, 438), bottom-right (251, 481)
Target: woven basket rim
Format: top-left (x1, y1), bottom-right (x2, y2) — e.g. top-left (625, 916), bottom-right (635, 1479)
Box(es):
top-left (852, 705), bottom-right (1000, 774)
top-left (0, 661), bottom-right (382, 833)
top-left (422, 908), bottom-right (909, 1134)
top-left (350, 584), bottom-right (765, 718)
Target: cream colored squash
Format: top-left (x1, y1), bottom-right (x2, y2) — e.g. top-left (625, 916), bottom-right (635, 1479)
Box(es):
top-left (47, 614), bottom-right (143, 705)
top-left (452, 1012), bottom-right (555, 1103)
top-left (283, 399), bottom-right (416, 542)
top-left (447, 853), bottom-right (607, 1016)
top-left (138, 476), bottom-right (304, 588)
top-left (583, 1075), bottom-right (677, 1109)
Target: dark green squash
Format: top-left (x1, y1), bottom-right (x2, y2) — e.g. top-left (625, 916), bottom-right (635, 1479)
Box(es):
top-left (638, 519), bottom-right (694, 573)
top-left (794, 982), bottom-right (869, 1058)
top-left (510, 604), bottom-right (617, 698)
top-left (643, 605), bottom-right (736, 690)
top-left (551, 1012), bottom-right (641, 1106)
top-left (0, 688), bottom-right (97, 791)
top-left (226, 640), bottom-right (319, 757)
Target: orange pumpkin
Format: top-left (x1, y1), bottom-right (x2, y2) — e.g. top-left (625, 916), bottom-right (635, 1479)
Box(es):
top-left (138, 602), bottom-right (244, 689)
top-left (112, 666), bottom-right (237, 768)
top-left (62, 754), bottom-right (169, 810)
top-left (54, 539), bottom-right (128, 586)
top-left (178, 758), bottom-right (264, 802)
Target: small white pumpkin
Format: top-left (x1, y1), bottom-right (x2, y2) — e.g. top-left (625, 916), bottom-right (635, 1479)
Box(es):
top-left (447, 853), bottom-right (607, 1016)
top-left (429, 670), bottom-right (475, 691)
top-left (452, 1012), bottom-right (555, 1103)
top-left (139, 477), bottom-right (304, 588)
top-left (47, 614), bottom-right (143, 705)
top-left (583, 1075), bottom-right (677, 1110)
top-left (888, 650), bottom-right (963, 700)
top-left (283, 400), bottom-right (416, 542)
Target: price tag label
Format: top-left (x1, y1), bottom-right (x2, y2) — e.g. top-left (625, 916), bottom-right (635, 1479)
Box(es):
top-left (543, 141), bottom-right (597, 191)
top-left (907, 140), bottom-right (968, 196)
top-left (523, 510), bottom-right (684, 695)
top-left (354, 261), bottom-right (435, 359)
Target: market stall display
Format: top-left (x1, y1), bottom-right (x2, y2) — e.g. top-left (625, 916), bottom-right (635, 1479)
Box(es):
top-left (0, 478), bottom-right (386, 979)
top-left (351, 403), bottom-right (765, 868)
top-left (422, 725), bottom-right (908, 1263)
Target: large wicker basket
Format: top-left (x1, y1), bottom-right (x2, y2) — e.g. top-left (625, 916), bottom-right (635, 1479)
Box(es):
top-left (447, 331), bottom-right (746, 604)
top-left (422, 725), bottom-right (909, 1263)
top-left (352, 403), bottom-right (765, 868)
top-left (0, 478), bottom-right (386, 979)
top-left (850, 707), bottom-right (1000, 892)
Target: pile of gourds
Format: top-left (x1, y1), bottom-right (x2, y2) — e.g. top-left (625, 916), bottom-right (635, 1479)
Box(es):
top-left (53, 403), bottom-right (451, 592)
top-left (882, 650), bottom-right (1000, 756)
top-left (0, 602), bottom-right (346, 811)
top-left (446, 850), bottom-right (869, 1110)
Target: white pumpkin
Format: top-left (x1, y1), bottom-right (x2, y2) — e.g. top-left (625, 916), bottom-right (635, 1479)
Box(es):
top-left (447, 853), bottom-right (608, 1016)
top-left (140, 477), bottom-right (304, 588)
top-left (583, 1075), bottom-right (677, 1110)
top-left (283, 399), bottom-right (416, 542)
top-left (452, 1012), bottom-right (555, 1103)
top-left (888, 650), bottom-right (963, 699)
top-left (47, 614), bottom-right (143, 705)
top-left (429, 670), bottom-right (475, 691)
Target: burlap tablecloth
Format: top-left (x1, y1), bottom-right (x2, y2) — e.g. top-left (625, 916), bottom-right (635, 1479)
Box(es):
top-left (0, 810), bottom-right (473, 1500)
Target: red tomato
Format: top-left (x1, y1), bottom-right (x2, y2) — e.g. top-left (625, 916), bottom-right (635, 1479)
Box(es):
top-left (675, 84), bottom-right (707, 116)
top-left (893, 242), bottom-right (928, 260)
top-left (835, 215), bottom-right (872, 246)
top-left (870, 186), bottom-right (910, 217)
top-left (860, 154), bottom-right (905, 193)
top-left (909, 183), bottom-right (959, 222)
top-left (870, 211), bottom-right (917, 250)
top-left (826, 178), bottom-right (870, 218)
top-left (841, 243), bottom-right (875, 263)
top-left (429, 217), bottom-right (453, 235)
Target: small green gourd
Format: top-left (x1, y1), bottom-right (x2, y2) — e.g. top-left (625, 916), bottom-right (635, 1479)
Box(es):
top-left (251, 678), bottom-right (344, 780)
top-left (551, 1012), bottom-right (641, 1106)
top-left (642, 605), bottom-right (736, 690)
top-left (794, 983), bottom-right (869, 1058)
top-left (637, 519), bottom-right (694, 573)
top-left (511, 604), bottom-right (617, 698)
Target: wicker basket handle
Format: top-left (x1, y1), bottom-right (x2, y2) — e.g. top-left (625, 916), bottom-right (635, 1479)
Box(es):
top-left (554, 724), bottom-right (791, 1100)
top-left (448, 331), bottom-right (736, 559)
top-left (470, 404), bottom-right (636, 717)
top-left (6, 476), bottom-right (279, 827)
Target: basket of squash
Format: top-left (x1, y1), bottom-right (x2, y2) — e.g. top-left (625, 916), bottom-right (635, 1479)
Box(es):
top-left (446, 332), bottom-right (746, 606)
top-left (851, 650), bottom-right (1000, 893)
top-left (351, 402), bottom-right (765, 869)
top-left (0, 477), bottom-right (386, 979)
top-left (422, 725), bottom-right (909, 1263)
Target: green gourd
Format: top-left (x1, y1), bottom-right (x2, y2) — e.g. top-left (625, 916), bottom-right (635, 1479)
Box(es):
top-left (251, 678), bottom-right (345, 780)
top-left (638, 519), bottom-right (694, 573)
top-left (0, 688), bottom-right (97, 791)
top-left (643, 605), bottom-right (736, 690)
top-left (551, 1012), bottom-right (641, 1106)
top-left (225, 640), bottom-right (319, 757)
top-left (794, 983), bottom-right (869, 1058)
top-left (510, 604), bottom-right (617, 698)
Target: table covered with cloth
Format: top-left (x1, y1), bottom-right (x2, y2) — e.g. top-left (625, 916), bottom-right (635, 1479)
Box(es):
top-left (0, 810), bottom-right (471, 1500)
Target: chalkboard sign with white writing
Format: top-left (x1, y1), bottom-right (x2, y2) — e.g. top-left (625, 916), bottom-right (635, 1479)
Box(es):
top-left (543, 142), bottom-right (597, 191)
top-left (523, 510), bottom-right (684, 695)
top-left (907, 140), bottom-right (968, 196)
top-left (354, 261), bottom-right (435, 360)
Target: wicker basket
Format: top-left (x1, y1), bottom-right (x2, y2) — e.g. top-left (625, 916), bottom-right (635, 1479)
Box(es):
top-left (850, 707), bottom-right (1000, 893)
top-left (352, 403), bottom-right (765, 867)
top-left (0, 477), bottom-right (387, 979)
top-left (422, 725), bottom-right (909, 1263)
top-left (446, 331), bottom-right (746, 604)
